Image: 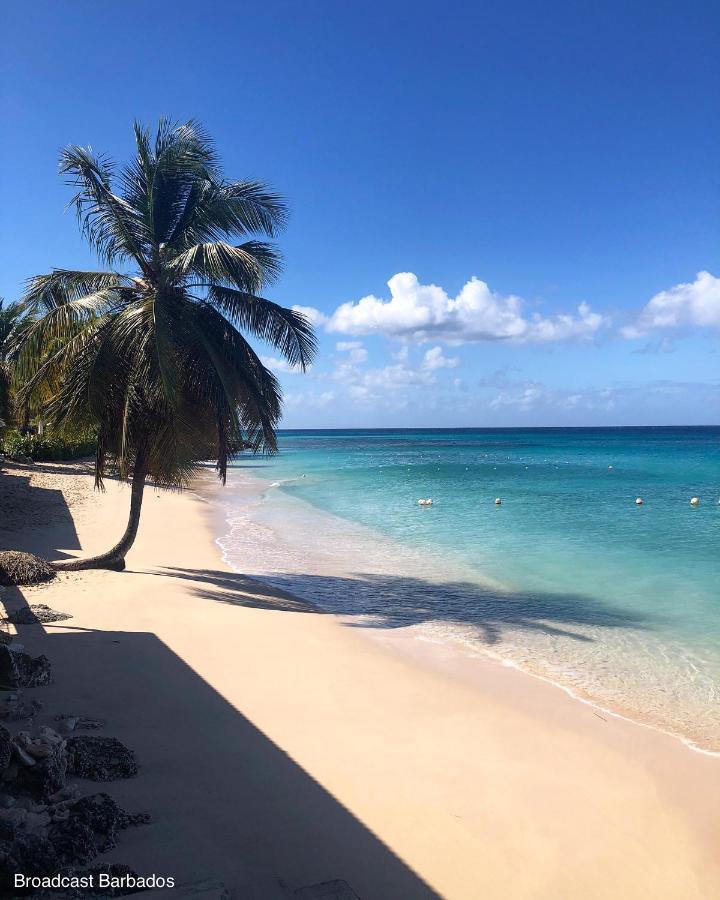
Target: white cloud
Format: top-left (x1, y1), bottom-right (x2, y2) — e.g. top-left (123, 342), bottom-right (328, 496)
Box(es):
top-left (490, 385), bottom-right (547, 410)
top-left (311, 273), bottom-right (608, 344)
top-left (260, 355), bottom-right (305, 374)
top-left (292, 304), bottom-right (329, 327)
top-left (392, 345), bottom-right (409, 361)
top-left (293, 270), bottom-right (720, 350)
top-left (348, 385), bottom-right (371, 401)
top-left (422, 346), bottom-right (459, 370)
top-left (284, 389), bottom-right (335, 408)
top-left (327, 347), bottom-right (445, 399)
top-left (622, 271), bottom-right (720, 337)
top-left (362, 363), bottom-right (435, 389)
top-left (335, 340), bottom-right (368, 363)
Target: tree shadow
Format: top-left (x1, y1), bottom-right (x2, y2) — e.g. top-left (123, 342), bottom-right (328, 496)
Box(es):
top-left (145, 567), bottom-right (316, 614)
top-left (1, 592), bottom-right (439, 898)
top-left (0, 471), bottom-right (80, 556)
top-left (157, 567), bottom-right (650, 646)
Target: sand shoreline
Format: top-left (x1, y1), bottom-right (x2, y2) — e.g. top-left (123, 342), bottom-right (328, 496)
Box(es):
top-left (1, 460), bottom-right (719, 898)
top-left (208, 466), bottom-right (720, 758)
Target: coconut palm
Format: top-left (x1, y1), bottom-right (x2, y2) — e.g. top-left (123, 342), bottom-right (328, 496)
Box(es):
top-left (0, 300), bottom-right (23, 430)
top-left (16, 119), bottom-right (315, 570)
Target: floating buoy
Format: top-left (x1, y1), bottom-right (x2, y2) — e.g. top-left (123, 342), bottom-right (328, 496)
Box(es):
top-left (635, 498), bottom-right (644, 505)
top-left (690, 497), bottom-right (700, 507)
top-left (608, 465), bottom-right (613, 470)
top-left (495, 498), bottom-right (502, 505)
top-left (417, 498), bottom-right (433, 506)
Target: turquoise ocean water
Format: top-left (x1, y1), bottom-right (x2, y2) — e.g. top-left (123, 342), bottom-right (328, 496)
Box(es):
top-left (217, 427), bottom-right (720, 752)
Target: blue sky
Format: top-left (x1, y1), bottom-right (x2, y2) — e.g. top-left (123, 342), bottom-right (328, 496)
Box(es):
top-left (2, 0), bottom-right (718, 426)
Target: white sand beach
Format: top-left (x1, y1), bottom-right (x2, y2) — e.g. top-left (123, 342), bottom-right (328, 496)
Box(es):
top-left (1, 461), bottom-right (719, 899)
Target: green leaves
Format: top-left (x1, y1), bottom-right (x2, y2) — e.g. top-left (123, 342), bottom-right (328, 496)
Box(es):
top-left (15, 118), bottom-right (316, 488)
top-left (206, 285), bottom-right (316, 370)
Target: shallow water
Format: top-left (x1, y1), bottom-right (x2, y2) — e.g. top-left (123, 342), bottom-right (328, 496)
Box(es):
top-left (217, 427), bottom-right (720, 752)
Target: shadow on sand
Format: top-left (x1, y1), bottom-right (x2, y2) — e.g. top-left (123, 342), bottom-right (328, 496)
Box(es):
top-left (156, 566), bottom-right (650, 647)
top-left (1, 584), bottom-right (439, 898)
top-left (0, 471), bottom-right (81, 558)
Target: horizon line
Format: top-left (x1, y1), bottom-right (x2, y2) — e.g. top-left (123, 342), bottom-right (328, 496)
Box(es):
top-left (274, 423), bottom-right (720, 432)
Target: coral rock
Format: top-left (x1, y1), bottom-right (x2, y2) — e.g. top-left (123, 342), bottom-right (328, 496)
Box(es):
top-left (0, 552), bottom-right (55, 587)
top-left (66, 737), bottom-right (137, 782)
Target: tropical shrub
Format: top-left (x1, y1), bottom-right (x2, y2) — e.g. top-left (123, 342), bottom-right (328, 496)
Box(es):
top-left (1, 428), bottom-right (96, 461)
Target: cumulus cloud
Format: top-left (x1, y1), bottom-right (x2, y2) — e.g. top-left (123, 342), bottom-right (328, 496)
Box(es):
top-left (622, 271), bottom-right (720, 337)
top-left (335, 340), bottom-right (368, 363)
top-left (260, 355), bottom-right (306, 374)
top-left (303, 273), bottom-right (608, 344)
top-left (284, 389), bottom-right (335, 408)
top-left (327, 346), bottom-right (451, 401)
top-left (422, 346), bottom-right (459, 370)
top-left (292, 304), bottom-right (329, 327)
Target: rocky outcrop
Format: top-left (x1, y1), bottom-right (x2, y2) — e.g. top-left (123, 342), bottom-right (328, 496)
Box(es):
top-left (0, 553), bottom-right (55, 587)
top-left (0, 647), bottom-right (52, 691)
top-left (0, 635), bottom-right (145, 896)
top-left (0, 793), bottom-right (148, 884)
top-left (66, 737), bottom-right (137, 782)
top-left (1, 605), bottom-right (72, 626)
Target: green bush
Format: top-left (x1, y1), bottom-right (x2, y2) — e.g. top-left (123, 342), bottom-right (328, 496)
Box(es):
top-left (1, 429), bottom-right (96, 461)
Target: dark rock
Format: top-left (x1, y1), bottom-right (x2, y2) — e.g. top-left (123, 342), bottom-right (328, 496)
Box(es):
top-left (0, 552), bottom-right (55, 587)
top-left (1, 763), bottom-right (19, 784)
top-left (13, 651), bottom-right (53, 689)
top-left (64, 793), bottom-right (149, 851)
top-left (0, 647), bottom-right (18, 691)
top-left (0, 795), bottom-right (148, 893)
top-left (66, 737), bottom-right (137, 781)
top-left (47, 816), bottom-right (98, 867)
top-left (0, 647), bottom-right (53, 690)
top-left (0, 726), bottom-right (11, 770)
top-left (15, 740), bottom-right (67, 801)
top-left (1, 605), bottom-right (72, 626)
top-left (0, 829), bottom-right (60, 880)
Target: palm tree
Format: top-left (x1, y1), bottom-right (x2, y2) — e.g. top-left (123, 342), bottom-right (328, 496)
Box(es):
top-left (0, 300), bottom-right (23, 431)
top-left (16, 119), bottom-right (316, 571)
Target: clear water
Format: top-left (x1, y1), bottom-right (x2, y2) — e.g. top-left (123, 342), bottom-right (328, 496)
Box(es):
top-left (218, 427), bottom-right (720, 752)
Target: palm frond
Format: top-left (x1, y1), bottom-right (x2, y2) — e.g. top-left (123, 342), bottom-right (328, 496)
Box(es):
top-left (0, 300), bottom-right (23, 351)
top-left (121, 119), bottom-right (220, 248)
top-left (60, 146), bottom-right (150, 269)
top-left (22, 270), bottom-right (131, 312)
top-left (165, 179), bottom-right (287, 251)
top-left (170, 240), bottom-right (281, 291)
top-left (205, 285), bottom-right (316, 369)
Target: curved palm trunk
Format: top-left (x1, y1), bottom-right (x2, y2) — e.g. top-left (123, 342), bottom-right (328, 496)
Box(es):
top-left (53, 457), bottom-right (148, 572)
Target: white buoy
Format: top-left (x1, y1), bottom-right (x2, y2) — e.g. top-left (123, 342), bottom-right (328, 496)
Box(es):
top-left (635, 498), bottom-right (644, 505)
top-left (608, 465), bottom-right (614, 470)
top-left (495, 498), bottom-right (502, 505)
top-left (690, 497), bottom-right (700, 507)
